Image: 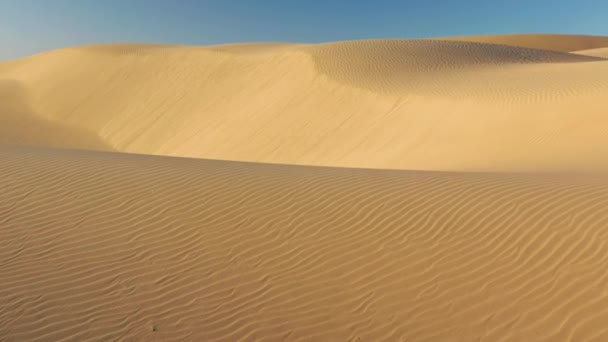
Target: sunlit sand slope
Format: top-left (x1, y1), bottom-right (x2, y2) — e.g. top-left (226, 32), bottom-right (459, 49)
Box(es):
top-left (573, 47), bottom-right (608, 58)
top-left (1, 36), bottom-right (608, 170)
top-left (2, 145), bottom-right (608, 341)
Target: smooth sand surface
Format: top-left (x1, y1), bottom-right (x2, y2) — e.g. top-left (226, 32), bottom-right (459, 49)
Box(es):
top-left (1, 35), bottom-right (608, 171)
top-left (573, 47), bottom-right (608, 58)
top-left (2, 34), bottom-right (608, 341)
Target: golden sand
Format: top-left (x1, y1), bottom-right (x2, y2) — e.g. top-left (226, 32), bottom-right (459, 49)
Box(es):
top-left (2, 34), bottom-right (608, 341)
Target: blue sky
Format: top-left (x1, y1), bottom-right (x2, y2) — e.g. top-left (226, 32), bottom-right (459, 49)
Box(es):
top-left (1, 0), bottom-right (607, 60)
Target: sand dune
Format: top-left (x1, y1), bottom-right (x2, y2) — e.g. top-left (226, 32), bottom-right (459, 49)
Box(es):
top-left (2, 144), bottom-right (608, 341)
top-left (1, 36), bottom-right (608, 170)
top-left (3, 34), bottom-right (608, 341)
top-left (438, 33), bottom-right (608, 52)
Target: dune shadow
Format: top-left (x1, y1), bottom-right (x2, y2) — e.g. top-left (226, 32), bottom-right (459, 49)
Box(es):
top-left (0, 79), bottom-right (114, 151)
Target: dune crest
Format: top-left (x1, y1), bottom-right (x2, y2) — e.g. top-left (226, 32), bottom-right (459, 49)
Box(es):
top-left (573, 47), bottom-right (608, 58)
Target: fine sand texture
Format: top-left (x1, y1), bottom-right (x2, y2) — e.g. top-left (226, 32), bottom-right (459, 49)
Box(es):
top-left (1, 35), bottom-right (608, 171)
top-left (3, 145), bottom-right (608, 341)
top-left (2, 34), bottom-right (608, 341)
top-left (437, 34), bottom-right (608, 52)
top-left (573, 47), bottom-right (608, 58)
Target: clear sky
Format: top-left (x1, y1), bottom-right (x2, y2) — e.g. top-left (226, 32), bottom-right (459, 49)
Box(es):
top-left (1, 0), bottom-right (607, 60)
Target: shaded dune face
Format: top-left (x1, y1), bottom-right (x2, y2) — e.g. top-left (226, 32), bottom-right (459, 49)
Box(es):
top-left (2, 145), bottom-right (608, 341)
top-left (437, 33), bottom-right (608, 52)
top-left (308, 39), bottom-right (605, 95)
top-left (0, 79), bottom-right (113, 151)
top-left (1, 35), bottom-right (608, 170)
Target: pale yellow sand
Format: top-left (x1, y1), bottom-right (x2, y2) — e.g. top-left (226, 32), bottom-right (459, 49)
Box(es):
top-left (2, 34), bottom-right (608, 341)
top-left (1, 35), bottom-right (608, 171)
top-left (573, 47), bottom-right (608, 58)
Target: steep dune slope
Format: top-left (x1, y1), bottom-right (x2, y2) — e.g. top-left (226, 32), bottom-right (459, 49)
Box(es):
top-left (2, 145), bottom-right (608, 341)
top-left (0, 79), bottom-right (112, 150)
top-left (1, 37), bottom-right (608, 170)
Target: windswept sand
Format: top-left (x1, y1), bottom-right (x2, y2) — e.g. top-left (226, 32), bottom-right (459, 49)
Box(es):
top-left (1, 35), bottom-right (608, 171)
top-left (3, 145), bottom-right (608, 341)
top-left (2, 34), bottom-right (608, 341)
top-left (437, 33), bottom-right (608, 52)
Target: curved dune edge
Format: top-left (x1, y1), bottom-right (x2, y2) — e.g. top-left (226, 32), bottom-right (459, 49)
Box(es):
top-left (2, 144), bottom-right (608, 341)
top-left (307, 39), bottom-right (603, 94)
top-left (573, 47), bottom-right (608, 58)
top-left (1, 36), bottom-right (608, 170)
top-left (0, 79), bottom-right (113, 151)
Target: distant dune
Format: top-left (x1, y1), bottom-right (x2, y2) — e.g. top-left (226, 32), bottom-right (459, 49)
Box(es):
top-left (438, 33), bottom-right (608, 52)
top-left (2, 34), bottom-right (608, 341)
top-left (1, 34), bottom-right (608, 170)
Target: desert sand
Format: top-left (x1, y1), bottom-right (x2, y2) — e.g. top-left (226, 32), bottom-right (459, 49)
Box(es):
top-left (2, 34), bottom-right (608, 341)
